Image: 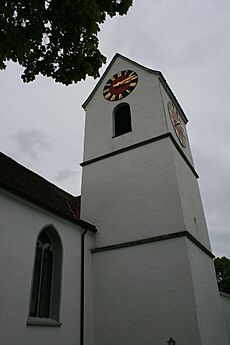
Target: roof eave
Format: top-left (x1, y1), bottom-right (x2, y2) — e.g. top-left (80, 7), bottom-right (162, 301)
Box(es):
top-left (0, 183), bottom-right (97, 232)
top-left (82, 53), bottom-right (162, 109)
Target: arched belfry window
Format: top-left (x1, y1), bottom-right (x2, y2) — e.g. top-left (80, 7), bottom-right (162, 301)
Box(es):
top-left (113, 103), bottom-right (132, 137)
top-left (29, 226), bottom-right (62, 322)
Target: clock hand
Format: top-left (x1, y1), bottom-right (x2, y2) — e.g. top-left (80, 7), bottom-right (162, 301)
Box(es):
top-left (113, 80), bottom-right (128, 87)
top-left (113, 76), bottom-right (134, 87)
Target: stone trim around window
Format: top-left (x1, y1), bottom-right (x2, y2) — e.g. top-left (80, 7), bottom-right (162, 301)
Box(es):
top-left (27, 317), bottom-right (62, 327)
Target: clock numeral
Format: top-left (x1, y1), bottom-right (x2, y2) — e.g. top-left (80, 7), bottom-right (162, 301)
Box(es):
top-left (119, 93), bottom-right (123, 100)
top-left (104, 92), bottom-right (111, 99)
top-left (167, 100), bottom-right (186, 148)
top-left (110, 94), bottom-right (116, 101)
top-left (130, 75), bottom-right (137, 81)
top-left (130, 82), bottom-right (137, 87)
top-left (103, 88), bottom-right (110, 94)
top-left (117, 71), bottom-right (122, 77)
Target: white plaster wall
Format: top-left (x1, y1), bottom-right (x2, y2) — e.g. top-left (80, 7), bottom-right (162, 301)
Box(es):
top-left (159, 77), bottom-right (211, 249)
top-left (0, 188), bottom-right (82, 345)
top-left (82, 54), bottom-right (229, 345)
top-left (81, 54), bottom-right (209, 249)
top-left (172, 144), bottom-right (211, 249)
top-left (84, 232), bottom-right (96, 345)
top-left (91, 236), bottom-right (203, 345)
top-left (83, 56), bottom-right (168, 161)
top-left (81, 137), bottom-right (185, 247)
top-left (187, 240), bottom-right (229, 345)
top-left (220, 293), bottom-right (230, 342)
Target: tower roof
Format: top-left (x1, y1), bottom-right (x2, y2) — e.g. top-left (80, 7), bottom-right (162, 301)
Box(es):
top-left (82, 53), bottom-right (188, 123)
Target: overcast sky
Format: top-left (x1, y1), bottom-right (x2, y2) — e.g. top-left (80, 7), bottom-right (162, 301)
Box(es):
top-left (1, 0), bottom-right (230, 258)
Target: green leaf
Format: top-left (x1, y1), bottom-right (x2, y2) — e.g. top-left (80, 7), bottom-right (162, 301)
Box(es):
top-left (0, 0), bottom-right (133, 84)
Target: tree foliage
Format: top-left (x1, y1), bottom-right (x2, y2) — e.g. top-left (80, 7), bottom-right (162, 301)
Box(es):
top-left (214, 256), bottom-right (230, 294)
top-left (0, 0), bottom-right (132, 85)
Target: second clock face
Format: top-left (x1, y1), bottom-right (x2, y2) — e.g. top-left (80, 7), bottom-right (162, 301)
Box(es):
top-left (103, 70), bottom-right (138, 101)
top-left (168, 101), bottom-right (186, 147)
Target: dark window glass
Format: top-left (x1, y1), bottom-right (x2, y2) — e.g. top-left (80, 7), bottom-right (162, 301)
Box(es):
top-left (30, 245), bottom-right (42, 317)
top-left (29, 227), bottom-right (62, 322)
top-left (114, 104), bottom-right (132, 137)
top-left (39, 248), bottom-right (53, 317)
top-left (30, 232), bottom-right (53, 318)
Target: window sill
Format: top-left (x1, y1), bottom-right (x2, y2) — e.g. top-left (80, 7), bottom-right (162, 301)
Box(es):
top-left (112, 129), bottom-right (132, 138)
top-left (27, 317), bottom-right (62, 327)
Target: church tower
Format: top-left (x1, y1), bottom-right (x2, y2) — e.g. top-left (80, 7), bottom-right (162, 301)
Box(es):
top-left (81, 54), bottom-right (229, 345)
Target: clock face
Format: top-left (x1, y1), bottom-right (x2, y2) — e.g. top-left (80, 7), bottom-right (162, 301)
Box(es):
top-left (103, 70), bottom-right (138, 101)
top-left (167, 101), bottom-right (186, 147)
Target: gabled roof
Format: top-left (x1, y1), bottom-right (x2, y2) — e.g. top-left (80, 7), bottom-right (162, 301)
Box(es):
top-left (0, 152), bottom-right (96, 231)
top-left (82, 53), bottom-right (188, 123)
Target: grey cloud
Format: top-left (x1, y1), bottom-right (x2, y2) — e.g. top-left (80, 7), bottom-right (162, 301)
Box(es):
top-left (53, 168), bottom-right (81, 196)
top-left (210, 227), bottom-right (230, 258)
top-left (54, 169), bottom-right (77, 182)
top-left (13, 128), bottom-right (52, 159)
top-left (191, 139), bottom-right (230, 257)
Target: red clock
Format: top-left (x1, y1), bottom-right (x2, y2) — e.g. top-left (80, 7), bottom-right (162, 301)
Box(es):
top-left (103, 70), bottom-right (138, 101)
top-left (167, 101), bottom-right (186, 147)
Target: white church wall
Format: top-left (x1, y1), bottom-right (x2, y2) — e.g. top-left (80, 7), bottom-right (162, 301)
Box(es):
top-left (0, 188), bottom-right (82, 345)
top-left (158, 76), bottom-right (213, 245)
top-left (186, 239), bottom-right (229, 344)
top-left (91, 236), bottom-right (204, 345)
top-left (81, 54), bottom-right (230, 345)
top-left (220, 293), bottom-right (230, 342)
top-left (171, 142), bottom-right (211, 249)
top-left (81, 137), bottom-right (186, 248)
top-left (83, 56), bottom-right (167, 162)
top-left (84, 232), bottom-right (96, 345)
top-left (158, 77), bottom-right (211, 250)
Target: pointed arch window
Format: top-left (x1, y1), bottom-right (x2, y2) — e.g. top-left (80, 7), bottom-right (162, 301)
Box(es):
top-left (113, 103), bottom-right (132, 137)
top-left (28, 226), bottom-right (62, 324)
